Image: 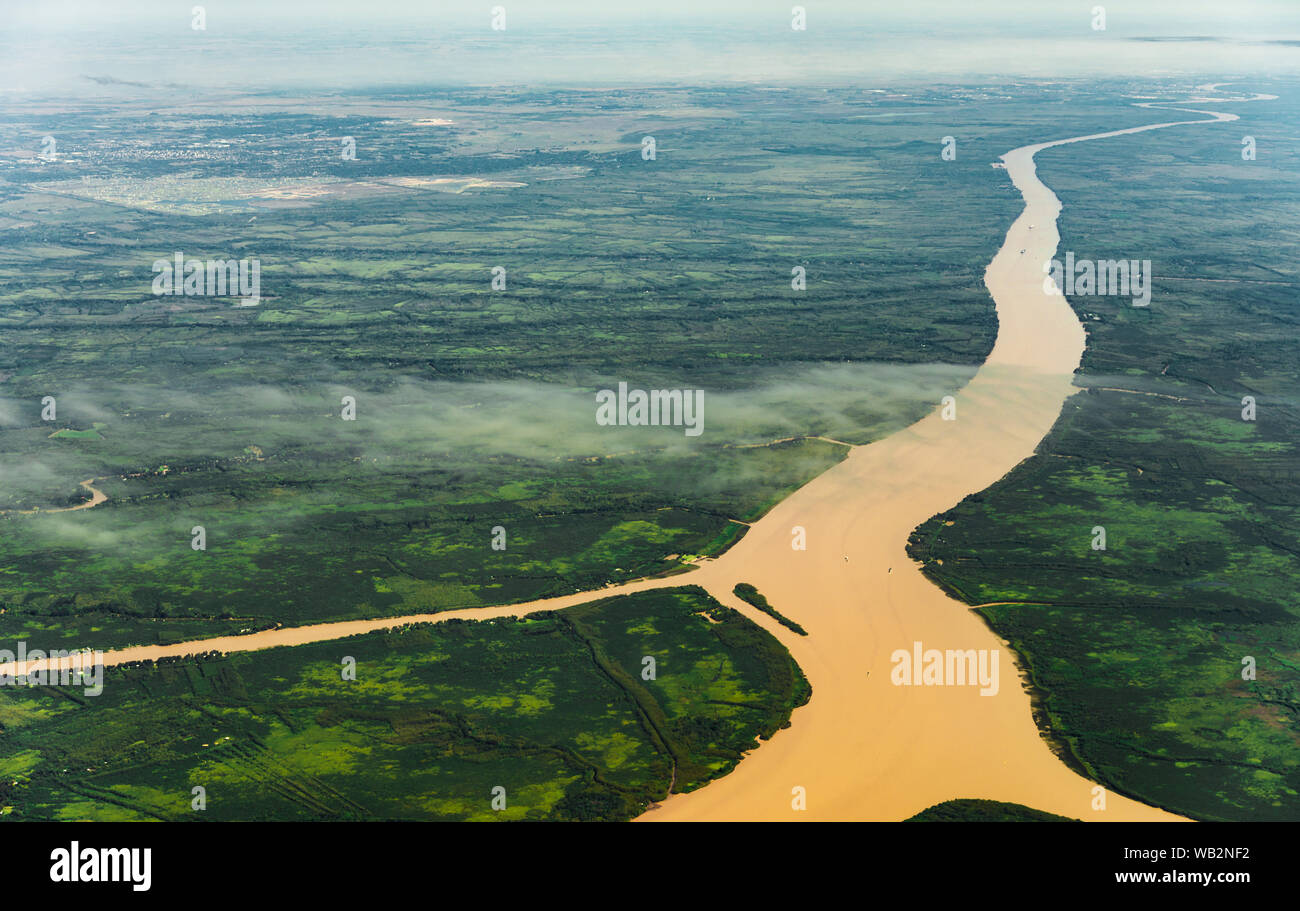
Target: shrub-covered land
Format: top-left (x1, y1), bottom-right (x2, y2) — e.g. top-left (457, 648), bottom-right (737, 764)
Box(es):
top-left (733, 582), bottom-right (808, 636)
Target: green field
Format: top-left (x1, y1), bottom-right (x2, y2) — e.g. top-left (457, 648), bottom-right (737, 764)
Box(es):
top-left (0, 586), bottom-right (808, 821)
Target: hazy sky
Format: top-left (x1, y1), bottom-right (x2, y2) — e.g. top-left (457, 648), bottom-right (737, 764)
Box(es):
top-left (6, 0), bottom-right (1298, 30)
top-left (2, 0), bottom-right (1296, 93)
